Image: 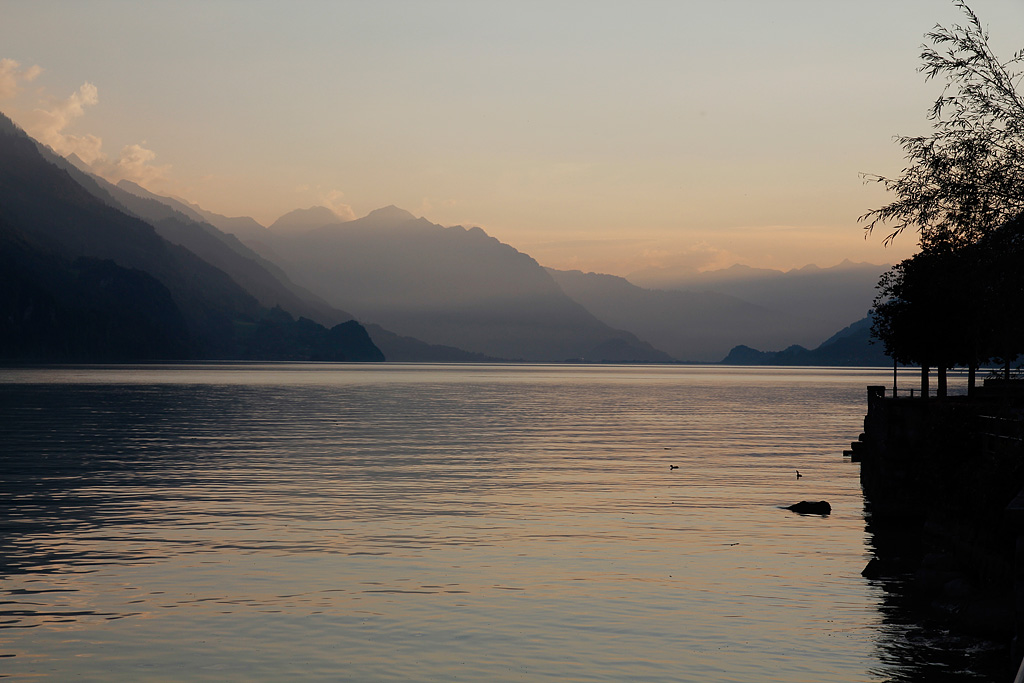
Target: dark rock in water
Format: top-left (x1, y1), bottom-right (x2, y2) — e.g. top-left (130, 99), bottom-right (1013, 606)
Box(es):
top-left (861, 558), bottom-right (879, 578)
top-left (861, 555), bottom-right (916, 579)
top-left (861, 557), bottom-right (886, 579)
top-left (786, 500), bottom-right (831, 515)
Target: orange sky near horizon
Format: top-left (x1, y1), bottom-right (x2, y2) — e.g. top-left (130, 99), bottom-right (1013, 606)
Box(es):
top-left (2, 1), bottom-right (1021, 276)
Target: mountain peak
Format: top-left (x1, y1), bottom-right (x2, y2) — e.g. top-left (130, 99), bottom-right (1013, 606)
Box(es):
top-left (117, 178), bottom-right (147, 193)
top-left (65, 153), bottom-right (93, 173)
top-left (269, 206), bottom-right (343, 233)
top-left (363, 205), bottom-right (416, 224)
top-left (0, 111), bottom-right (20, 135)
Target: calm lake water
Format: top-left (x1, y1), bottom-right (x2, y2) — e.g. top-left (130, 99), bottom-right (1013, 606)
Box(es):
top-left (0, 364), bottom-right (983, 681)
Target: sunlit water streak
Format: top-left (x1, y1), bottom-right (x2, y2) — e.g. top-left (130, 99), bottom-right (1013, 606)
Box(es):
top-left (0, 364), bottom-right (956, 681)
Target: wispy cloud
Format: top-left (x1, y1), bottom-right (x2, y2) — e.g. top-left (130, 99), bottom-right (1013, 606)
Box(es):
top-left (0, 58), bottom-right (42, 100)
top-left (321, 189), bottom-right (356, 221)
top-left (21, 82), bottom-right (104, 163)
top-left (4, 59), bottom-right (170, 189)
top-left (95, 143), bottom-right (171, 187)
top-left (640, 242), bottom-right (738, 273)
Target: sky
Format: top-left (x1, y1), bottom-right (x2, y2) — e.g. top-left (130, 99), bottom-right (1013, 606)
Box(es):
top-left (2, 0), bottom-right (1023, 276)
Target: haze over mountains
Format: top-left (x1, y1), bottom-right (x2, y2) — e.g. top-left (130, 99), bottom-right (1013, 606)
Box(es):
top-left (721, 316), bottom-right (890, 367)
top-left (548, 264), bottom-right (883, 362)
top-left (2, 110), bottom-right (894, 365)
top-left (628, 260), bottom-right (889, 340)
top-left (235, 203), bottom-right (886, 363)
top-left (238, 205), bottom-right (671, 362)
top-left (0, 113), bottom-right (382, 362)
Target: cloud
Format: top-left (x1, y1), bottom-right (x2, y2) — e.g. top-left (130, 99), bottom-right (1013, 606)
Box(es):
top-left (640, 242), bottom-right (737, 273)
top-left (21, 82), bottom-right (104, 163)
top-left (0, 58), bottom-right (42, 100)
top-left (320, 189), bottom-right (356, 221)
top-left (11, 70), bottom-right (171, 190)
top-left (417, 197), bottom-right (461, 218)
top-left (93, 143), bottom-right (171, 188)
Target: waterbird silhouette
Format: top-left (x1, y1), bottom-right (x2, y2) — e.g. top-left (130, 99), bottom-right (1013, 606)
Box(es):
top-left (669, 464), bottom-right (679, 470)
top-left (796, 470), bottom-right (802, 479)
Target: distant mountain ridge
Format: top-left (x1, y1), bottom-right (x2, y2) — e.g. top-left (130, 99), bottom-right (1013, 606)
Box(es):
top-left (721, 317), bottom-right (889, 366)
top-left (548, 268), bottom-right (843, 362)
top-left (627, 260), bottom-right (888, 338)
top-left (110, 189), bottom-right (530, 362)
top-left (0, 111), bottom-right (383, 362)
top-left (12, 106), bottom-right (898, 365)
top-left (269, 206), bottom-right (344, 234)
top-left (109, 178), bottom-right (351, 326)
top-left (363, 323), bottom-right (504, 362)
top-left (117, 186), bottom-right (890, 365)
top-left (236, 206), bottom-right (674, 362)
top-left (169, 194), bottom-right (268, 240)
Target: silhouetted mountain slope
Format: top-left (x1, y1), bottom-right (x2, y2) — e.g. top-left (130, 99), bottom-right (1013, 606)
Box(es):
top-left (363, 324), bottom-right (504, 362)
top-left (547, 268), bottom-right (832, 362)
top-left (817, 316), bottom-right (874, 348)
top-left (232, 308), bottom-right (382, 361)
top-left (721, 316), bottom-right (889, 366)
top-left (110, 184), bottom-right (508, 362)
top-left (107, 179), bottom-right (352, 326)
top-left (0, 112), bottom-right (382, 362)
top-left (243, 206), bottom-right (672, 362)
top-left (114, 181), bottom-right (268, 240)
top-left (0, 226), bottom-right (191, 361)
top-left (627, 260), bottom-right (888, 336)
top-left (177, 199), bottom-right (267, 241)
top-left (269, 206), bottom-right (343, 234)
top-left (117, 179), bottom-right (209, 222)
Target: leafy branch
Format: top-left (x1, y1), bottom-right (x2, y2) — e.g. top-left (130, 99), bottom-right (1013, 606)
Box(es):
top-left (860, 1), bottom-right (1024, 249)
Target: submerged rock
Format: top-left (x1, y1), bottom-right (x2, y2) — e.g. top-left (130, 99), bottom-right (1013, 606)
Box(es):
top-left (786, 500), bottom-right (831, 515)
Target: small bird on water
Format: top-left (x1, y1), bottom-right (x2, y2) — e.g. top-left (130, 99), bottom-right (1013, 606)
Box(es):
top-left (669, 464), bottom-right (679, 470)
top-left (796, 470), bottom-right (802, 479)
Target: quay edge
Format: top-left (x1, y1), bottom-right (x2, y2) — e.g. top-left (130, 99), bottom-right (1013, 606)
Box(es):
top-left (852, 379), bottom-right (1024, 676)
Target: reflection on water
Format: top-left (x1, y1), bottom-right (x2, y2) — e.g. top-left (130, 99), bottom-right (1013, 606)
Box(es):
top-left (861, 507), bottom-right (1010, 682)
top-left (0, 363), bottom-right (986, 680)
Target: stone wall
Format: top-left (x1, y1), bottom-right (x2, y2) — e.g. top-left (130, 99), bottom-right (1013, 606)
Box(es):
top-left (853, 382), bottom-right (1024, 673)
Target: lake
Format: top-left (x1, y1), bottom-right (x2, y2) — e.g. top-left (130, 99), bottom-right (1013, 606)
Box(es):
top-left (0, 364), bottom-right (984, 680)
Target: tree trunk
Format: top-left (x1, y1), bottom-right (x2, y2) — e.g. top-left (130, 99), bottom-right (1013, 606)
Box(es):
top-left (921, 365), bottom-right (929, 400)
top-left (937, 366), bottom-right (947, 399)
top-left (968, 363), bottom-right (977, 395)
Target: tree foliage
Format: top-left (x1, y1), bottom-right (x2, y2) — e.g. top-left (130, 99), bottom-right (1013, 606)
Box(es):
top-left (872, 243), bottom-right (979, 369)
top-left (872, 215), bottom-right (1024, 372)
top-left (860, 1), bottom-right (1024, 249)
top-left (867, 2), bottom-right (1024, 384)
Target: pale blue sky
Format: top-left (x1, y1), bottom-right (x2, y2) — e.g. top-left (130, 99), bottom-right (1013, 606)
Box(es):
top-left (2, 0), bottom-right (1022, 274)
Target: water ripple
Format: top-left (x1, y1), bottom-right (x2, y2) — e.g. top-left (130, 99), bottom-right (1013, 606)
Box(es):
top-left (0, 364), bottom-right (931, 681)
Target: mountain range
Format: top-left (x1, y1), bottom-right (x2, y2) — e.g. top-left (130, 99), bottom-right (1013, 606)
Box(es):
top-left (548, 267), bottom-right (879, 362)
top-left (627, 260), bottom-right (888, 343)
top-left (721, 316), bottom-right (891, 366)
top-left (0, 113), bottom-right (381, 362)
top-left (2, 109), bottom-right (895, 365)
top-left (206, 204), bottom-right (666, 362)
top-left (209, 202), bottom-right (888, 364)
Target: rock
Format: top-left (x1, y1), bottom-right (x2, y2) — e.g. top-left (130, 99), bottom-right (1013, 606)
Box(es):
top-left (786, 500), bottom-right (831, 515)
top-left (861, 557), bottom-right (884, 579)
top-left (861, 555), bottom-right (914, 579)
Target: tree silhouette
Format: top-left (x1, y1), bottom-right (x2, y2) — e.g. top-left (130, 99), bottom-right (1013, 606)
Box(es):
top-left (873, 214), bottom-right (1024, 391)
top-left (873, 242), bottom-right (985, 395)
top-left (865, 2), bottom-right (1024, 393)
top-left (861, 1), bottom-right (1024, 250)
